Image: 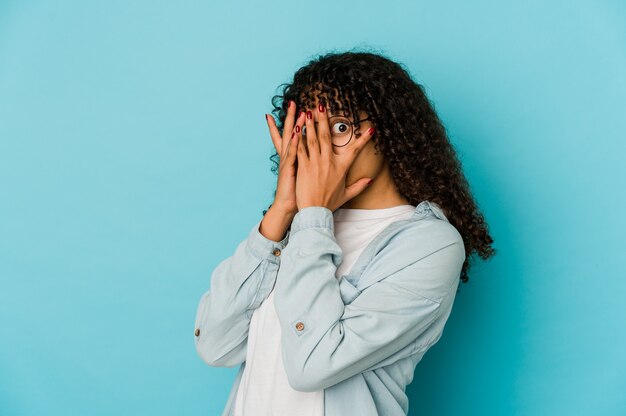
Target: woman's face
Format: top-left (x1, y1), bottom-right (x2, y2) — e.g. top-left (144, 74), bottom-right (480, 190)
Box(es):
top-left (304, 104), bottom-right (386, 187)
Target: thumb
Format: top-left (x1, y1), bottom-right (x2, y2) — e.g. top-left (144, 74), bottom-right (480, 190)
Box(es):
top-left (343, 177), bottom-right (373, 202)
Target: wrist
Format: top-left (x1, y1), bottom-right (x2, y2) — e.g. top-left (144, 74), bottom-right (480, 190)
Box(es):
top-left (270, 202), bottom-right (298, 217)
top-left (261, 206), bottom-right (295, 242)
top-left (266, 203), bottom-right (298, 218)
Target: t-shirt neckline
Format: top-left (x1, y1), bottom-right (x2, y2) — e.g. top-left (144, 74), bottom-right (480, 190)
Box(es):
top-left (333, 204), bottom-right (416, 222)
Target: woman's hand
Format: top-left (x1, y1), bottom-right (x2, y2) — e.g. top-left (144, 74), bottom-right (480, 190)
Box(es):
top-left (265, 101), bottom-right (306, 215)
top-left (295, 103), bottom-right (376, 212)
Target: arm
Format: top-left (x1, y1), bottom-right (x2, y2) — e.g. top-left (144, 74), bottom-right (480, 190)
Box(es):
top-left (273, 206), bottom-right (465, 392)
top-left (194, 208), bottom-right (293, 367)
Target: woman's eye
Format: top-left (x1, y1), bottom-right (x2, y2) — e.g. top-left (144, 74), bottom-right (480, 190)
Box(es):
top-left (331, 122), bottom-right (349, 135)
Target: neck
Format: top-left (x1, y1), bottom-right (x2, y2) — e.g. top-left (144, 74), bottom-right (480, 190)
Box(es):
top-left (340, 164), bottom-right (411, 209)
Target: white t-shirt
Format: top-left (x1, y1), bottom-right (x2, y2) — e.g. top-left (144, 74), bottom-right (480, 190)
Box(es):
top-left (233, 204), bottom-right (417, 416)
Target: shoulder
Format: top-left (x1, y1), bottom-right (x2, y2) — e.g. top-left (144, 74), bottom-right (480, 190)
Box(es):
top-left (358, 211), bottom-right (465, 300)
top-left (410, 200), bottom-right (464, 247)
top-left (377, 208), bottom-right (465, 268)
top-left (401, 216), bottom-right (464, 257)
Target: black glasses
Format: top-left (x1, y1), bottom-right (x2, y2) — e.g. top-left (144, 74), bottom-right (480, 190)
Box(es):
top-left (302, 115), bottom-right (374, 147)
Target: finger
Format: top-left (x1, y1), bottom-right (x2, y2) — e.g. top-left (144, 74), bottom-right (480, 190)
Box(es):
top-left (316, 102), bottom-right (332, 157)
top-left (282, 100), bottom-right (296, 153)
top-left (266, 113), bottom-right (284, 155)
top-left (340, 125), bottom-right (376, 169)
top-left (283, 129), bottom-right (297, 162)
top-left (297, 117), bottom-right (309, 161)
top-left (304, 109), bottom-right (319, 159)
top-left (286, 112), bottom-right (305, 162)
top-left (295, 110), bottom-right (305, 137)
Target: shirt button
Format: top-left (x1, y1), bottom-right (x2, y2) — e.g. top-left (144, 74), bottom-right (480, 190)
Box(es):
top-left (272, 248), bottom-right (281, 257)
top-left (194, 328), bottom-right (200, 336)
top-left (295, 322), bottom-right (305, 331)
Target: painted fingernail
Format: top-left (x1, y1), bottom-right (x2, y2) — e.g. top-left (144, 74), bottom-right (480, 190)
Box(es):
top-left (265, 114), bottom-right (268, 122)
top-left (319, 103), bottom-right (325, 113)
top-left (291, 132), bottom-right (295, 138)
top-left (367, 127), bottom-right (376, 135)
top-left (286, 100), bottom-right (291, 109)
top-left (295, 125), bottom-right (300, 133)
top-left (307, 110), bottom-right (312, 120)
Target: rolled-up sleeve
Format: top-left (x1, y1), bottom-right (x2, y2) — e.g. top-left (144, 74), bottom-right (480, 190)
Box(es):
top-left (194, 217), bottom-right (290, 367)
top-left (273, 206), bottom-right (465, 392)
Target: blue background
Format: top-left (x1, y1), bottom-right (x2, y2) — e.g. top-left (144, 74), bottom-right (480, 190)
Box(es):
top-left (1, 1), bottom-right (624, 415)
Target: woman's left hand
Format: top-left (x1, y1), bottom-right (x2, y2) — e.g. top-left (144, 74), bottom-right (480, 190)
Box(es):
top-left (295, 103), bottom-right (376, 212)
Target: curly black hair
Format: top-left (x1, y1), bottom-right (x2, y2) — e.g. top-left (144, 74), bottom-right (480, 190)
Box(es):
top-left (263, 48), bottom-right (496, 285)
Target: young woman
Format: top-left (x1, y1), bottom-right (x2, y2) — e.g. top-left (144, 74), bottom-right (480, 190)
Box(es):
top-left (194, 51), bottom-right (496, 416)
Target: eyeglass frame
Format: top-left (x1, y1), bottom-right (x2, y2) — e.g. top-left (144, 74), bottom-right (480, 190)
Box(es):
top-left (302, 115), bottom-right (374, 147)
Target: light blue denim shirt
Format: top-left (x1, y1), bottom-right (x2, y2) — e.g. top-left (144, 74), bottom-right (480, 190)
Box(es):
top-left (194, 200), bottom-right (465, 416)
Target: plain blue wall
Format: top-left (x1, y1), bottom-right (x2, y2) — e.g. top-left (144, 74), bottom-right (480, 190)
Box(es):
top-left (1, 1), bottom-right (624, 415)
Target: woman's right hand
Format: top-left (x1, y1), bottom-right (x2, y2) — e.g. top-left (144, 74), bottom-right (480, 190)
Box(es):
top-left (265, 100), bottom-right (306, 215)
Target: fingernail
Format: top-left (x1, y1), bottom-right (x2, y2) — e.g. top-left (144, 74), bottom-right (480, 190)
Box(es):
top-left (367, 127), bottom-right (376, 135)
top-left (265, 114), bottom-right (268, 122)
top-left (295, 125), bottom-right (300, 133)
top-left (286, 100), bottom-right (291, 109)
top-left (319, 103), bottom-right (325, 113)
top-left (307, 110), bottom-right (312, 120)
top-left (367, 178), bottom-right (374, 185)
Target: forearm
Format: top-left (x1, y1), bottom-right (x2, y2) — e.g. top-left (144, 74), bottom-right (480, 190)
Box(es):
top-left (194, 211), bottom-right (291, 367)
top-left (259, 205), bottom-right (296, 243)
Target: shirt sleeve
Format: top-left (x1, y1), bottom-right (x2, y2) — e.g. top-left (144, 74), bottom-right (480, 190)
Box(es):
top-left (194, 216), bottom-right (290, 367)
top-left (273, 206), bottom-right (465, 392)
